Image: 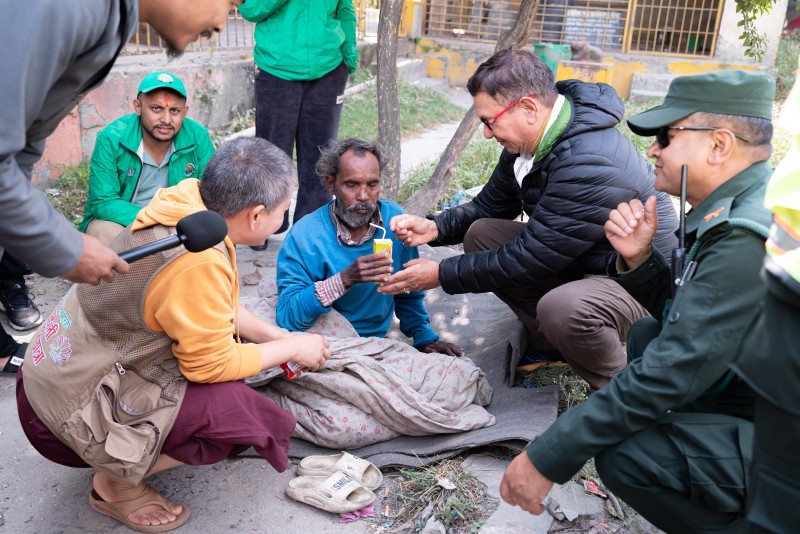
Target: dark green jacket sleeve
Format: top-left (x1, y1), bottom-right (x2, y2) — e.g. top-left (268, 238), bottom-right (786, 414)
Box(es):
top-left (527, 227), bottom-right (767, 482)
top-left (612, 246), bottom-right (672, 321)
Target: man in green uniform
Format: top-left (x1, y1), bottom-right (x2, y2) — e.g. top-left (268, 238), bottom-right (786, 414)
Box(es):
top-left (499, 70), bottom-right (775, 532)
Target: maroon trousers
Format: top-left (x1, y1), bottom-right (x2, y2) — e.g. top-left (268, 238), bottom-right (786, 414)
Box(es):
top-left (16, 367), bottom-right (296, 473)
top-left (464, 219), bottom-right (649, 390)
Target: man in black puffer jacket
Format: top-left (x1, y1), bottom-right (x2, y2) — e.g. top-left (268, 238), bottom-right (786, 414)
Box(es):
top-left (382, 49), bottom-right (678, 390)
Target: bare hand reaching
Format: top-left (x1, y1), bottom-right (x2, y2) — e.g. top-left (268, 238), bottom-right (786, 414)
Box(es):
top-left (62, 234), bottom-right (129, 285)
top-left (390, 214), bottom-right (438, 247)
top-left (499, 452), bottom-right (553, 516)
top-left (340, 252), bottom-right (394, 288)
top-left (378, 258), bottom-right (441, 295)
top-left (419, 340), bottom-right (464, 357)
top-left (290, 333), bottom-right (331, 371)
top-left (604, 196), bottom-right (659, 272)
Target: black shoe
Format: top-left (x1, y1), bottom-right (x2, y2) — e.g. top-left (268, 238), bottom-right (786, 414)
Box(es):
top-left (0, 281), bottom-right (43, 331)
top-left (1, 342), bottom-right (27, 376)
top-left (250, 238), bottom-right (269, 252)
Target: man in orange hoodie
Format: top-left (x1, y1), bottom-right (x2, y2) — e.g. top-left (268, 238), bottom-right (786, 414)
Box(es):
top-left (16, 138), bottom-right (330, 532)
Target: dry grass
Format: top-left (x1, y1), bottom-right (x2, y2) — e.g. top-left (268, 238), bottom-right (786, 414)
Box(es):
top-left (43, 159), bottom-right (91, 227)
top-left (380, 458), bottom-right (498, 533)
top-left (515, 363), bottom-right (591, 415)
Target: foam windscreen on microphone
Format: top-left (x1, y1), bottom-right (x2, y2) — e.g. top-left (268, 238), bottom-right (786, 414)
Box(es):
top-left (176, 211), bottom-right (228, 253)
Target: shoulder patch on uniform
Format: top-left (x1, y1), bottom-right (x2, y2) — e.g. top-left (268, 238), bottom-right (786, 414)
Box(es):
top-left (703, 207), bottom-right (725, 222)
top-left (698, 197), bottom-right (734, 238)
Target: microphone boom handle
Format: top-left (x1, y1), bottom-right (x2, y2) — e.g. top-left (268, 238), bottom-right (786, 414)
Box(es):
top-left (118, 235), bottom-right (184, 263)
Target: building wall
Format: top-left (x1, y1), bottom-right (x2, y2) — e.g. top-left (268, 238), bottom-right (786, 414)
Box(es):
top-left (414, 0), bottom-right (787, 100)
top-left (715, 0), bottom-right (788, 65)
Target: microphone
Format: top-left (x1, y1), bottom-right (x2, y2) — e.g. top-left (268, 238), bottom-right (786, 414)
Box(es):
top-left (119, 211), bottom-right (228, 263)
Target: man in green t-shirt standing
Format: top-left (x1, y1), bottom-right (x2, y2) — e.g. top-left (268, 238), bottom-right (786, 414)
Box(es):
top-left (240, 0), bottom-right (358, 250)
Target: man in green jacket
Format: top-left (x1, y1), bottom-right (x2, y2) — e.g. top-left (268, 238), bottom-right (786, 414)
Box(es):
top-left (499, 70), bottom-right (775, 532)
top-left (239, 0), bottom-right (357, 250)
top-left (80, 71), bottom-right (215, 245)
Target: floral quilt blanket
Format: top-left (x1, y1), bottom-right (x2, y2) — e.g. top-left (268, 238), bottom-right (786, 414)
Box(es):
top-left (244, 291), bottom-right (496, 449)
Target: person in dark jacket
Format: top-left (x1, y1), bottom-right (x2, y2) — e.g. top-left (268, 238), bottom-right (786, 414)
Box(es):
top-left (384, 49), bottom-right (678, 390)
top-left (500, 70), bottom-right (775, 532)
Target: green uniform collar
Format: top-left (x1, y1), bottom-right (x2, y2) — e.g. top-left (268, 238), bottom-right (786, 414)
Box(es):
top-left (685, 161), bottom-right (772, 238)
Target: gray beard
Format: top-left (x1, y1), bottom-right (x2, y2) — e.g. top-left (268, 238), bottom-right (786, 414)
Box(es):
top-left (334, 198), bottom-right (378, 229)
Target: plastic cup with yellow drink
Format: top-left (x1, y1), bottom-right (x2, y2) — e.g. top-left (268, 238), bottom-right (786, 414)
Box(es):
top-left (370, 223), bottom-right (392, 284)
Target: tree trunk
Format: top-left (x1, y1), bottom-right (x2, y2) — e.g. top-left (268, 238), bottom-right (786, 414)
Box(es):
top-left (401, 0), bottom-right (539, 216)
top-left (376, 0), bottom-right (404, 201)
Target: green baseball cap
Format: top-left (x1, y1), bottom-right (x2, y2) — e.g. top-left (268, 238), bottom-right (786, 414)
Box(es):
top-left (627, 70), bottom-right (775, 136)
top-left (137, 71), bottom-right (187, 99)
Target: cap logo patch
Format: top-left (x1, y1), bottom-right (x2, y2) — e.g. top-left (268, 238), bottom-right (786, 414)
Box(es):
top-left (157, 73), bottom-right (174, 84)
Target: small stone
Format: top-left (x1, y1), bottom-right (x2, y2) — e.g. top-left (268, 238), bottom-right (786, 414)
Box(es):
top-left (240, 270), bottom-right (262, 286)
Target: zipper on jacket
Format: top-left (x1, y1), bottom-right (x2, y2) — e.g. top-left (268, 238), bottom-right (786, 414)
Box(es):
top-left (111, 359), bottom-right (164, 477)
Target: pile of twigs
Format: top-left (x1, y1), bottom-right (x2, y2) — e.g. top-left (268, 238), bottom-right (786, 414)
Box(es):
top-left (381, 459), bottom-right (497, 533)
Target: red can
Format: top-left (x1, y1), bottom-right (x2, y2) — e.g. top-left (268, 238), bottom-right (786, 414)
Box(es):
top-left (280, 361), bottom-right (307, 380)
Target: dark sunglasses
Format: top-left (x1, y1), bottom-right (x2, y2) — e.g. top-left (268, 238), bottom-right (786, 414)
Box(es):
top-left (655, 126), bottom-right (750, 148)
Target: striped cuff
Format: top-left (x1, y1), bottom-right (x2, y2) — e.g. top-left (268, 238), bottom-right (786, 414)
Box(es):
top-left (314, 273), bottom-right (347, 307)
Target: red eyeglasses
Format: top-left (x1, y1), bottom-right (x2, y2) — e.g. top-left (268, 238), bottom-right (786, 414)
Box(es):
top-left (481, 94), bottom-right (537, 131)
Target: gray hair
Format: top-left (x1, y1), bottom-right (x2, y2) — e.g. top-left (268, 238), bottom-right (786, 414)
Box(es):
top-left (315, 137), bottom-right (384, 185)
top-left (688, 112), bottom-right (773, 147)
top-left (467, 48), bottom-right (558, 107)
top-left (200, 137), bottom-right (295, 217)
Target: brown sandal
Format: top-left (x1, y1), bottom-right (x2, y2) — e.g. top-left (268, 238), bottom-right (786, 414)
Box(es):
top-left (88, 483), bottom-right (190, 533)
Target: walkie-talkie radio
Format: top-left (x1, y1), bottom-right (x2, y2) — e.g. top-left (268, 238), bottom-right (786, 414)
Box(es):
top-left (670, 164), bottom-right (688, 297)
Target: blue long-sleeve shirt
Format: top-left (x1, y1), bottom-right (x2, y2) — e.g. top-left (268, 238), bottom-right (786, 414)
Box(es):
top-left (276, 200), bottom-right (438, 347)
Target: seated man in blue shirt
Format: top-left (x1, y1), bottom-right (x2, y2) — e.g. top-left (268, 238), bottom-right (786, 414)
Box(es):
top-left (277, 138), bottom-right (462, 356)
top-left (79, 71), bottom-right (215, 245)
